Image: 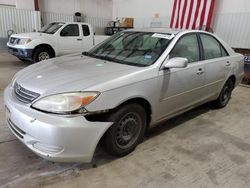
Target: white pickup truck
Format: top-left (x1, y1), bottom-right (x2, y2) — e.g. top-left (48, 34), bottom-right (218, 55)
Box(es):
top-left (7, 22), bottom-right (109, 62)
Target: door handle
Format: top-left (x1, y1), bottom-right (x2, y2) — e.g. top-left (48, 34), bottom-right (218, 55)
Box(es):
top-left (197, 68), bottom-right (204, 75)
top-left (77, 38), bottom-right (82, 41)
top-left (226, 61), bottom-right (231, 66)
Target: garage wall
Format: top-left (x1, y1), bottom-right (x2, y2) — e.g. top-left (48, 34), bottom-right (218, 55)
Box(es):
top-left (113, 0), bottom-right (174, 28)
top-left (0, 0), bottom-right (35, 10)
top-left (39, 0), bottom-right (112, 34)
top-left (39, 0), bottom-right (112, 19)
top-left (213, 0), bottom-right (250, 49)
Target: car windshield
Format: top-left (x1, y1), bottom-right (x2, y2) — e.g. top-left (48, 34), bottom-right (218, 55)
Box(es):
top-left (39, 22), bottom-right (65, 34)
top-left (87, 32), bottom-right (173, 67)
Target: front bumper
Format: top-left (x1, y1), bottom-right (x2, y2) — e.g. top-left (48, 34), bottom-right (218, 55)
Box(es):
top-left (4, 85), bottom-right (112, 162)
top-left (7, 45), bottom-right (33, 61)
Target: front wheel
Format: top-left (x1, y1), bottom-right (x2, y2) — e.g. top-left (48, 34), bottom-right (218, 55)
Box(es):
top-left (102, 103), bottom-right (147, 157)
top-left (33, 47), bottom-right (53, 62)
top-left (213, 79), bottom-right (234, 108)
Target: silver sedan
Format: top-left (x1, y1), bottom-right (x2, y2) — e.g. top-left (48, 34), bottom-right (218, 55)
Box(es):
top-left (4, 29), bottom-right (244, 162)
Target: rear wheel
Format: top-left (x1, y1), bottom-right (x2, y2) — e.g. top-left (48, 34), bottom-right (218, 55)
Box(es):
top-left (213, 79), bottom-right (234, 108)
top-left (33, 47), bottom-right (53, 62)
top-left (102, 103), bottom-right (146, 157)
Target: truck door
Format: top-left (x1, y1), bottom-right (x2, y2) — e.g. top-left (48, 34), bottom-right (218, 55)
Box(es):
top-left (58, 24), bottom-right (82, 55)
top-left (81, 24), bottom-right (93, 51)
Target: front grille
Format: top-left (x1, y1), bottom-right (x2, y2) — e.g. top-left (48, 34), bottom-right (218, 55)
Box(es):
top-left (9, 37), bottom-right (20, 45)
top-left (14, 82), bottom-right (40, 104)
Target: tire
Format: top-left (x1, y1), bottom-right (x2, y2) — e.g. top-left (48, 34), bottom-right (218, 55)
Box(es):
top-left (102, 103), bottom-right (147, 157)
top-left (33, 47), bottom-right (53, 62)
top-left (213, 79), bottom-right (234, 108)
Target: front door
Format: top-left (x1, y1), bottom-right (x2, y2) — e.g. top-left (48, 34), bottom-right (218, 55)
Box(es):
top-left (58, 24), bottom-right (82, 55)
top-left (157, 34), bottom-right (206, 121)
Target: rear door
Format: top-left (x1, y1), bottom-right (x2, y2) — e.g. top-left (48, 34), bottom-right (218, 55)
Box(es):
top-left (81, 24), bottom-right (93, 51)
top-left (199, 33), bottom-right (231, 98)
top-left (157, 33), bottom-right (207, 120)
top-left (58, 24), bottom-right (82, 55)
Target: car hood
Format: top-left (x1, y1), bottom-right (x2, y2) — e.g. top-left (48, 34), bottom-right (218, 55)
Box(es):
top-left (14, 54), bottom-right (143, 95)
top-left (11, 32), bottom-right (51, 39)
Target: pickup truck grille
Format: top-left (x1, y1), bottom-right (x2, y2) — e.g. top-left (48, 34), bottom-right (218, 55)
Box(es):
top-left (9, 37), bottom-right (20, 45)
top-left (14, 82), bottom-right (40, 104)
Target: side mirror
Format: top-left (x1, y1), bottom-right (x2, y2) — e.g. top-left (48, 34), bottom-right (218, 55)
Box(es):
top-left (163, 57), bottom-right (188, 69)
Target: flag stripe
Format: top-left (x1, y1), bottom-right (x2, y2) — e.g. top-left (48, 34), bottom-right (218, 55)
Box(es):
top-left (195, 0), bottom-right (205, 29)
top-left (192, 0), bottom-right (202, 29)
top-left (206, 0), bottom-right (215, 29)
top-left (204, 0), bottom-right (212, 28)
top-left (175, 0), bottom-right (182, 28)
top-left (199, 0), bottom-right (207, 28)
top-left (186, 0), bottom-right (194, 29)
top-left (180, 0), bottom-right (188, 28)
top-left (170, 0), bottom-right (178, 28)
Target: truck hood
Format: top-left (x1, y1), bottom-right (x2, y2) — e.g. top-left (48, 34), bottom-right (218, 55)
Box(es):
top-left (11, 32), bottom-right (52, 40)
top-left (14, 54), bottom-right (143, 96)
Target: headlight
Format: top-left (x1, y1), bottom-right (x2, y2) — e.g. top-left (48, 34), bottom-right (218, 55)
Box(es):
top-left (32, 92), bottom-right (100, 114)
top-left (18, 38), bottom-right (32, 45)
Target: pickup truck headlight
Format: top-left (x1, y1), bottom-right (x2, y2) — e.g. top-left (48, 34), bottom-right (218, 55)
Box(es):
top-left (18, 38), bottom-right (32, 45)
top-left (32, 92), bottom-right (100, 114)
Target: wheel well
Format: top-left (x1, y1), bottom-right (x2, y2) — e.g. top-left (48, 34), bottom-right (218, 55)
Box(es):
top-left (228, 75), bottom-right (236, 88)
top-left (32, 44), bottom-right (55, 58)
top-left (85, 97), bottom-right (152, 127)
top-left (116, 98), bottom-right (152, 126)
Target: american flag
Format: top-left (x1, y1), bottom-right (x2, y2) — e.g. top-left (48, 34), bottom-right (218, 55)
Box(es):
top-left (170, 0), bottom-right (215, 30)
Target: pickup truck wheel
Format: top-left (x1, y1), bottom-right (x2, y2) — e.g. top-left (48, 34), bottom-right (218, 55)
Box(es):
top-left (102, 103), bottom-right (146, 157)
top-left (33, 47), bottom-right (53, 62)
top-left (213, 79), bottom-right (233, 108)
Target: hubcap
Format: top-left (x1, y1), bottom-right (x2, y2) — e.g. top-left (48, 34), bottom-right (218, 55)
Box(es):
top-left (115, 112), bottom-right (142, 149)
top-left (221, 84), bottom-right (231, 104)
top-left (38, 52), bottom-right (50, 61)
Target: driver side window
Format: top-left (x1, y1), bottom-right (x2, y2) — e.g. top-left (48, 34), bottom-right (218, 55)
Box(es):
top-left (60, 24), bottom-right (79, 37)
top-left (169, 34), bottom-right (200, 63)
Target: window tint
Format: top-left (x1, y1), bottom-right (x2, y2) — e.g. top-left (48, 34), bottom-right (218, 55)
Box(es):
top-left (200, 34), bottom-right (228, 60)
top-left (169, 34), bottom-right (199, 63)
top-left (82, 25), bottom-right (90, 36)
top-left (60, 24), bottom-right (79, 37)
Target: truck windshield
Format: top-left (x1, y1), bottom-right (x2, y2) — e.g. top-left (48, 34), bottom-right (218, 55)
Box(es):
top-left (87, 32), bottom-right (172, 67)
top-left (39, 22), bottom-right (65, 34)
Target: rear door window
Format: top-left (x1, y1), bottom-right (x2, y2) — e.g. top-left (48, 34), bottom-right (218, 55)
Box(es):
top-left (200, 34), bottom-right (228, 60)
top-left (82, 25), bottom-right (90, 36)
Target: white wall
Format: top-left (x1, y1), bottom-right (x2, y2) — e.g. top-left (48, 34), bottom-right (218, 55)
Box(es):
top-left (16, 0), bottom-right (34, 10)
top-left (113, 0), bottom-right (174, 28)
top-left (213, 0), bottom-right (250, 48)
top-left (40, 0), bottom-right (112, 19)
top-left (0, 0), bottom-right (15, 6)
top-left (0, 0), bottom-right (34, 9)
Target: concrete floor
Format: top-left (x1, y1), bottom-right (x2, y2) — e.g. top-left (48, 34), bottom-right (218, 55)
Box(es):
top-left (0, 51), bottom-right (250, 188)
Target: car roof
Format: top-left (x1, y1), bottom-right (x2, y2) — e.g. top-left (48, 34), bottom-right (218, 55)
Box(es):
top-left (125, 28), bottom-right (213, 36)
